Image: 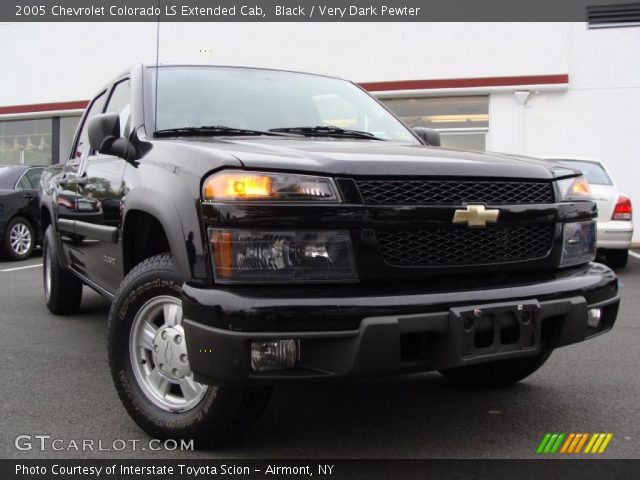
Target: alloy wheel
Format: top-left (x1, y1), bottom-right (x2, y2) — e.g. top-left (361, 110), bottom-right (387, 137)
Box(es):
top-left (9, 222), bottom-right (31, 256)
top-left (129, 295), bottom-right (209, 412)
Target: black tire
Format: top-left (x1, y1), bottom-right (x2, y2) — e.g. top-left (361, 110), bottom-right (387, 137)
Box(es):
top-left (3, 216), bottom-right (35, 260)
top-left (108, 254), bottom-right (271, 448)
top-left (43, 226), bottom-right (83, 315)
top-left (606, 249), bottom-right (628, 269)
top-left (439, 350), bottom-right (552, 387)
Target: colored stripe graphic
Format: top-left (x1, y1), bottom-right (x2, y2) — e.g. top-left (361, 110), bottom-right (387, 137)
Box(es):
top-left (550, 433), bottom-right (565, 453)
top-left (544, 434), bottom-right (559, 453)
top-left (585, 433), bottom-right (614, 454)
top-left (537, 433), bottom-right (613, 454)
top-left (598, 434), bottom-right (614, 453)
top-left (574, 433), bottom-right (589, 453)
top-left (560, 433), bottom-right (575, 453)
top-left (584, 434), bottom-right (599, 453)
top-left (568, 433), bottom-right (582, 453)
top-left (536, 434), bottom-right (552, 454)
top-left (537, 433), bottom-right (565, 453)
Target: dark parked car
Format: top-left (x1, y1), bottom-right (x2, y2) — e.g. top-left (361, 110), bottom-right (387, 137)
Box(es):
top-left (40, 65), bottom-right (619, 447)
top-left (0, 164), bottom-right (44, 260)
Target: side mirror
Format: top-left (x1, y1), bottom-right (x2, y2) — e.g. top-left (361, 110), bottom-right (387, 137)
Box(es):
top-left (88, 113), bottom-right (136, 159)
top-left (413, 127), bottom-right (441, 147)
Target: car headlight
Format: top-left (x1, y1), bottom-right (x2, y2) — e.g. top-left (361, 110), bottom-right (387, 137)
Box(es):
top-left (560, 221), bottom-right (596, 267)
top-left (555, 176), bottom-right (591, 202)
top-left (209, 229), bottom-right (357, 283)
top-left (202, 170), bottom-right (340, 202)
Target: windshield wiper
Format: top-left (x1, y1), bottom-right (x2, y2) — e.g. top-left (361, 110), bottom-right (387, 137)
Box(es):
top-left (269, 125), bottom-right (386, 140)
top-left (153, 125), bottom-right (296, 138)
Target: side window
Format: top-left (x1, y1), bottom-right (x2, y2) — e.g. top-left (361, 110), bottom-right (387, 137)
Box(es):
top-left (15, 172), bottom-right (32, 190)
top-left (24, 168), bottom-right (44, 189)
top-left (105, 79), bottom-right (132, 138)
top-left (71, 92), bottom-right (107, 162)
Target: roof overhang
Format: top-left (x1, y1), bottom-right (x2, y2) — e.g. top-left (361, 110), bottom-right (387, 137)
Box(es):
top-left (361, 74), bottom-right (569, 98)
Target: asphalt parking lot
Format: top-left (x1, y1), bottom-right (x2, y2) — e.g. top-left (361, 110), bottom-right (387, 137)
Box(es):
top-left (1, 251), bottom-right (639, 459)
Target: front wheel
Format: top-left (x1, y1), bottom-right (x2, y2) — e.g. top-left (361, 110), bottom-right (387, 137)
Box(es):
top-left (439, 350), bottom-right (553, 387)
top-left (108, 254), bottom-right (271, 448)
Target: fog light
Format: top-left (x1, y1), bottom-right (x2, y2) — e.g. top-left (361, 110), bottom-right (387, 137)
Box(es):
top-left (587, 308), bottom-right (602, 328)
top-left (251, 339), bottom-right (298, 372)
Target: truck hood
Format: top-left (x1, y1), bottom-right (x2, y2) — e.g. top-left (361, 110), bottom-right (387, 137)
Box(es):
top-left (166, 137), bottom-right (578, 180)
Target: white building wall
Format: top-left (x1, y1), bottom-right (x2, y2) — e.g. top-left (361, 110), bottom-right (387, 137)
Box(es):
top-left (485, 24), bottom-right (640, 240)
top-left (1, 21), bottom-right (638, 240)
top-left (0, 22), bottom-right (570, 104)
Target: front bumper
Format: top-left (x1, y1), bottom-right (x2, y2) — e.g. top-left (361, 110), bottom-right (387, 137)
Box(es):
top-left (597, 221), bottom-right (633, 249)
top-left (182, 263), bottom-right (619, 385)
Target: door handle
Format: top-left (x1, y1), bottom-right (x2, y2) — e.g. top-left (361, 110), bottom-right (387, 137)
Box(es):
top-left (23, 192), bottom-right (35, 199)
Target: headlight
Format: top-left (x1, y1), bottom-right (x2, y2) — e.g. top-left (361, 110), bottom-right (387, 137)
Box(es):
top-left (209, 229), bottom-right (357, 283)
top-left (560, 221), bottom-right (596, 267)
top-left (202, 170), bottom-right (340, 202)
top-left (555, 176), bottom-right (591, 202)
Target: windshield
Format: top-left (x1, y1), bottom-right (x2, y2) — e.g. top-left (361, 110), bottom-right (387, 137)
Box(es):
top-left (150, 66), bottom-right (419, 143)
top-left (556, 160), bottom-right (613, 185)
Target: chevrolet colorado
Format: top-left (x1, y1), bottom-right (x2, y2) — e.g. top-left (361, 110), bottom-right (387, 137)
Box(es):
top-left (40, 64), bottom-right (619, 446)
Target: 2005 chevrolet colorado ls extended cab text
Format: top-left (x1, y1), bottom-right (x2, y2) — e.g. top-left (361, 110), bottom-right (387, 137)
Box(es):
top-left (39, 64), bottom-right (619, 447)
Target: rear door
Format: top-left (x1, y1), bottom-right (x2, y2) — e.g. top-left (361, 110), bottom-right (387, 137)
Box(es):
top-left (74, 78), bottom-right (131, 293)
top-left (14, 167), bottom-right (44, 238)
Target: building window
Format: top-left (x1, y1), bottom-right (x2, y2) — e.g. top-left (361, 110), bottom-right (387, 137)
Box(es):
top-left (59, 116), bottom-right (82, 161)
top-left (0, 118), bottom-right (53, 165)
top-left (381, 95), bottom-right (489, 150)
top-left (439, 132), bottom-right (487, 151)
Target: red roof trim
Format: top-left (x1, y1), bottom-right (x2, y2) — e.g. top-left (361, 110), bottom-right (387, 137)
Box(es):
top-left (360, 74), bottom-right (569, 92)
top-left (0, 75), bottom-right (569, 115)
top-left (0, 100), bottom-right (89, 115)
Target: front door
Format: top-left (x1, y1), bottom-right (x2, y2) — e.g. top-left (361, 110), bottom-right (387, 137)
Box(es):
top-left (58, 90), bottom-right (108, 273)
top-left (74, 79), bottom-right (131, 293)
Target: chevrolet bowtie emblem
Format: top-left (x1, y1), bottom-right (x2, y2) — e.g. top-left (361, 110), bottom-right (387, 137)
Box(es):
top-left (452, 205), bottom-right (500, 228)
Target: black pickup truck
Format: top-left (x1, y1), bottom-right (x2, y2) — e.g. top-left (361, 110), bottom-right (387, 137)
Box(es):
top-left (40, 64), bottom-right (619, 447)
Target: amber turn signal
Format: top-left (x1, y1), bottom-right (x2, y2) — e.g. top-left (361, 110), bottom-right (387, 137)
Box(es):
top-left (203, 173), bottom-right (272, 200)
top-left (202, 170), bottom-right (339, 202)
top-left (210, 230), bottom-right (233, 278)
top-left (569, 177), bottom-right (591, 197)
top-left (555, 175), bottom-right (592, 202)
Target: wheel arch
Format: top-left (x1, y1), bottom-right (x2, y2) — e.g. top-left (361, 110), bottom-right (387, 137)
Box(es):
top-left (6, 212), bottom-right (38, 239)
top-left (40, 205), bottom-right (53, 234)
top-left (121, 192), bottom-right (194, 279)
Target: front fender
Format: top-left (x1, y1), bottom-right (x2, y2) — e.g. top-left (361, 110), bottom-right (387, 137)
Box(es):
top-left (122, 186), bottom-right (209, 281)
top-left (120, 138), bottom-right (243, 283)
